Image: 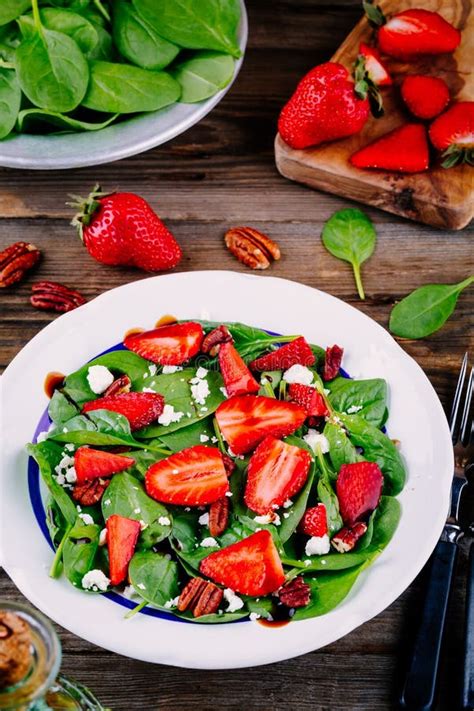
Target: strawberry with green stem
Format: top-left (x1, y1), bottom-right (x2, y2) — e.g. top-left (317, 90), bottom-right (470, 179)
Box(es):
top-left (429, 102), bottom-right (474, 168)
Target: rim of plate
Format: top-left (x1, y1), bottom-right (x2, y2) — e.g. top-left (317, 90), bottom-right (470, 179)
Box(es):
top-left (0, 271), bottom-right (453, 669)
top-left (0, 2), bottom-right (248, 171)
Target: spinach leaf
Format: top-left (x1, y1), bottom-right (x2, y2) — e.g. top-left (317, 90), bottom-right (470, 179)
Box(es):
top-left (20, 8), bottom-right (99, 55)
top-left (370, 495), bottom-right (401, 549)
top-left (46, 495), bottom-right (69, 548)
top-left (16, 108), bottom-right (119, 133)
top-left (175, 610), bottom-right (247, 623)
top-left (113, 0), bottom-right (179, 71)
top-left (326, 377), bottom-right (388, 428)
top-left (128, 551), bottom-right (179, 607)
top-left (245, 596), bottom-right (274, 620)
top-left (102, 472), bottom-right (172, 548)
top-left (82, 60), bottom-right (180, 113)
top-left (321, 208), bottom-right (376, 301)
top-left (278, 436), bottom-right (316, 544)
top-left (157, 418), bottom-right (215, 451)
top-left (172, 51), bottom-right (234, 103)
top-left (133, 0), bottom-right (242, 58)
top-left (339, 413), bottom-right (407, 495)
top-left (62, 519), bottom-right (101, 588)
top-left (171, 509), bottom-right (200, 553)
top-left (316, 467), bottom-right (343, 535)
top-left (293, 564), bottom-right (368, 620)
top-left (0, 1), bottom-right (31, 26)
top-left (282, 551), bottom-right (370, 572)
top-left (389, 276), bottom-right (474, 339)
top-left (48, 390), bottom-right (79, 425)
top-left (0, 65), bottom-right (20, 139)
top-left (323, 421), bottom-right (359, 472)
top-left (26, 441), bottom-right (77, 526)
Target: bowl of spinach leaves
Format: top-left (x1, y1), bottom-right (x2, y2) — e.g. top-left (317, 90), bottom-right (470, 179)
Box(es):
top-left (0, 0), bottom-right (247, 169)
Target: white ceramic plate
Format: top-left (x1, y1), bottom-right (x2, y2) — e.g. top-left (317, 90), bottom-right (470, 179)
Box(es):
top-left (0, 271), bottom-right (452, 669)
top-left (0, 3), bottom-right (247, 170)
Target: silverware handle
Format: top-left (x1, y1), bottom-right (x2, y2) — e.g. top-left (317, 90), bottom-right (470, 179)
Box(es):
top-left (399, 538), bottom-right (458, 711)
top-left (463, 540), bottom-right (474, 711)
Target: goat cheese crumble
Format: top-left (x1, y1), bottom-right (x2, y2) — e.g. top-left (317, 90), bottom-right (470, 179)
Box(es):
top-left (162, 365), bottom-right (183, 374)
top-left (305, 534), bottom-right (330, 556)
top-left (158, 516), bottom-right (171, 526)
top-left (303, 430), bottom-right (330, 454)
top-left (282, 364), bottom-right (314, 386)
top-left (82, 569), bottom-right (110, 592)
top-left (86, 365), bottom-right (114, 394)
top-left (224, 588), bottom-right (244, 612)
top-left (200, 537), bottom-right (218, 548)
top-left (158, 404), bottom-right (184, 427)
top-left (198, 512), bottom-right (210, 526)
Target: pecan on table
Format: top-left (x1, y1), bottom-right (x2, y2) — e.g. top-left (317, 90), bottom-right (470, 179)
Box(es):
top-left (209, 497), bottom-right (230, 537)
top-left (278, 576), bottom-right (311, 608)
top-left (0, 242), bottom-right (41, 288)
top-left (177, 577), bottom-right (223, 618)
top-left (72, 478), bottom-right (110, 506)
top-left (331, 522), bottom-right (368, 553)
top-left (30, 280), bottom-right (86, 313)
top-left (201, 325), bottom-right (233, 356)
top-left (225, 226), bottom-right (281, 270)
top-left (104, 374), bottom-right (132, 397)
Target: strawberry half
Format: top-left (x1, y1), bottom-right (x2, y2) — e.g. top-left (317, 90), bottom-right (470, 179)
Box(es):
top-left (124, 322), bottom-right (204, 366)
top-left (74, 447), bottom-right (135, 484)
top-left (336, 461), bottom-right (384, 525)
top-left (350, 124), bottom-right (429, 173)
top-left (358, 43), bottom-right (392, 87)
top-left (244, 436), bottom-right (312, 514)
top-left (288, 383), bottom-right (329, 417)
top-left (250, 336), bottom-right (315, 372)
top-left (218, 342), bottom-right (259, 397)
top-left (82, 392), bottom-right (164, 431)
top-left (215, 395), bottom-right (307, 455)
top-left (200, 530), bottom-right (285, 596)
top-left (145, 445), bottom-right (229, 506)
top-left (300, 503), bottom-right (328, 537)
top-left (106, 514), bottom-right (141, 586)
top-left (429, 102), bottom-right (474, 168)
top-left (401, 75), bottom-right (450, 121)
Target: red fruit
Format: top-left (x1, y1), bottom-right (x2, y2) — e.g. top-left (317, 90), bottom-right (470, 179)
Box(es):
top-left (350, 124), bottom-right (429, 173)
top-left (82, 392), bottom-right (164, 431)
top-left (358, 43), bottom-right (392, 86)
top-left (124, 322), bottom-right (204, 365)
top-left (106, 514), bottom-right (141, 586)
top-left (218, 342), bottom-right (259, 397)
top-left (278, 62), bottom-right (370, 149)
top-left (336, 461), bottom-right (384, 525)
top-left (71, 186), bottom-right (182, 271)
top-left (401, 75), bottom-right (450, 120)
top-left (288, 383), bottom-right (329, 417)
top-left (301, 504), bottom-right (328, 537)
top-left (74, 447), bottom-right (134, 484)
top-left (200, 530), bottom-right (285, 596)
top-left (250, 336), bottom-right (315, 372)
top-left (145, 446), bottom-right (229, 506)
top-left (244, 436), bottom-right (312, 514)
top-left (377, 9), bottom-right (461, 59)
top-left (215, 395), bottom-right (307, 455)
top-left (429, 102), bottom-right (474, 168)
top-left (323, 344), bottom-right (344, 381)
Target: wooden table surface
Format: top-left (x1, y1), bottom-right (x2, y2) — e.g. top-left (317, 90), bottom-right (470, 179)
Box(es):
top-left (1, 1), bottom-right (473, 709)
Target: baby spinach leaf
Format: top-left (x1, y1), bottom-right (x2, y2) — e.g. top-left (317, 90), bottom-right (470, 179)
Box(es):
top-left (157, 418), bottom-right (215, 452)
top-left (294, 563), bottom-right (368, 620)
top-left (113, 0), bottom-right (179, 71)
top-left (172, 51), bottom-right (234, 103)
top-left (26, 441), bottom-right (77, 526)
top-left (16, 108), bottom-right (119, 133)
top-left (389, 276), bottom-right (474, 339)
top-left (315, 448), bottom-right (343, 534)
top-left (244, 596), bottom-right (274, 620)
top-left (0, 1), bottom-right (31, 26)
top-left (86, 21), bottom-right (113, 60)
top-left (46, 495), bottom-right (69, 548)
top-left (323, 421), bottom-right (359, 472)
top-left (19, 8), bottom-right (100, 55)
top-left (282, 551), bottom-right (370, 572)
top-left (82, 60), bottom-right (180, 113)
top-left (371, 495), bottom-right (401, 549)
top-left (48, 390), bottom-right (79, 425)
top-left (321, 208), bottom-right (376, 301)
top-left (128, 551), bottom-right (179, 607)
top-left (62, 519), bottom-right (101, 589)
top-left (171, 509), bottom-right (200, 553)
top-left (0, 65), bottom-right (20, 139)
top-left (175, 610), bottom-right (247, 624)
top-left (133, 0), bottom-right (242, 58)
top-left (326, 377), bottom-right (388, 428)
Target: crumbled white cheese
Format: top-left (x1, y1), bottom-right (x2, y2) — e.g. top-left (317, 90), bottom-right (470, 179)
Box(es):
top-left (139, 520), bottom-right (148, 531)
top-left (200, 537), bottom-right (218, 548)
top-left (211, 436), bottom-right (218, 444)
top-left (282, 364), bottom-right (314, 386)
top-left (133, 508), bottom-right (141, 514)
top-left (220, 386), bottom-right (228, 398)
top-left (195, 366), bottom-right (208, 379)
top-left (198, 512), bottom-right (210, 526)
top-left (283, 499), bottom-right (293, 509)
top-left (190, 376), bottom-right (210, 405)
top-left (158, 404), bottom-right (184, 427)
top-left (162, 365), bottom-right (183, 374)
top-left (99, 528), bottom-right (107, 546)
top-left (223, 588), bottom-right (244, 613)
top-left (200, 434), bottom-right (210, 443)
top-left (64, 443), bottom-right (75, 451)
top-left (249, 612), bottom-right (261, 621)
top-left (137, 583), bottom-right (146, 591)
top-left (164, 596), bottom-right (180, 609)
top-left (346, 404), bottom-right (363, 414)
top-left (65, 467), bottom-right (77, 484)
top-left (158, 516), bottom-right (171, 526)
top-left (87, 365), bottom-right (114, 394)
top-left (54, 454), bottom-right (77, 484)
top-left (78, 513), bottom-right (94, 525)
top-left (122, 585), bottom-right (139, 600)
top-left (148, 364), bottom-right (157, 376)
top-left (103, 499), bottom-right (111, 507)
top-left (303, 429), bottom-right (330, 454)
top-left (142, 387), bottom-right (156, 393)
top-left (253, 514), bottom-right (273, 525)
top-left (304, 560), bottom-right (311, 567)
top-left (305, 534), bottom-right (330, 556)
top-left (225, 491), bottom-right (233, 497)
top-left (283, 512), bottom-right (290, 519)
top-left (82, 569), bottom-right (110, 592)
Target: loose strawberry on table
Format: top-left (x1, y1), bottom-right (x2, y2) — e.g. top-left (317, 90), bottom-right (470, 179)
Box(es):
top-left (124, 322), bottom-right (204, 366)
top-left (82, 392), bottom-right (164, 431)
top-left (74, 447), bottom-right (135, 484)
top-left (401, 75), bottom-right (450, 121)
top-left (429, 102), bottom-right (474, 168)
top-left (350, 124), bottom-right (430, 174)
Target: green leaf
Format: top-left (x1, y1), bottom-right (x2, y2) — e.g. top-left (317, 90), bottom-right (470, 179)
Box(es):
top-left (282, 551), bottom-right (370, 572)
top-left (82, 60), bottom-right (181, 113)
top-left (157, 417), bottom-right (215, 451)
top-left (326, 377), bottom-right (388, 428)
top-left (323, 421), bottom-right (359, 472)
top-left (316, 459), bottom-right (343, 535)
top-left (0, 65), bottom-right (20, 139)
top-left (293, 564), bottom-right (368, 620)
top-left (278, 436), bottom-right (316, 543)
top-left (113, 0), bottom-right (179, 70)
top-left (128, 551), bottom-right (179, 607)
top-left (321, 208), bottom-right (377, 300)
top-left (48, 390), bottom-right (79, 425)
top-left (46, 495), bottom-right (69, 548)
top-left (389, 276), bottom-right (474, 339)
top-left (26, 441), bottom-right (77, 526)
top-left (20, 8), bottom-right (100, 55)
top-left (62, 519), bottom-right (101, 589)
top-left (175, 610), bottom-right (247, 623)
top-left (16, 107), bottom-right (119, 133)
top-left (172, 51), bottom-right (234, 103)
top-left (0, 0), bottom-right (31, 26)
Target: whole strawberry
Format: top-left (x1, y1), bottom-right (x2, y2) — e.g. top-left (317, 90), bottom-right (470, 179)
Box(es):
top-left (278, 62), bottom-right (370, 150)
top-left (70, 185), bottom-right (182, 271)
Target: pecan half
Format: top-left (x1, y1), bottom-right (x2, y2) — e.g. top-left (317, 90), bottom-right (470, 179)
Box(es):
top-left (30, 280), bottom-right (86, 313)
top-left (278, 576), bottom-right (311, 608)
top-left (209, 497), bottom-right (230, 537)
top-left (177, 577), bottom-right (223, 617)
top-left (0, 242), bottom-right (41, 288)
top-left (331, 522), bottom-right (367, 553)
top-left (72, 478), bottom-right (110, 506)
top-left (104, 374), bottom-right (132, 397)
top-left (225, 227), bottom-right (281, 270)
top-left (201, 325), bottom-right (233, 356)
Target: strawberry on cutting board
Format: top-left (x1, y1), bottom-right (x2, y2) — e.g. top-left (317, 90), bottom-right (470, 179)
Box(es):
top-left (74, 447), bottom-right (135, 483)
top-left (429, 102), bottom-right (474, 168)
top-left (350, 124), bottom-right (430, 173)
top-left (106, 514), bottom-right (141, 586)
top-left (218, 342), bottom-right (260, 397)
top-left (70, 185), bottom-right (182, 271)
top-left (244, 436), bottom-right (312, 514)
top-left (250, 336), bottom-right (315, 372)
top-left (336, 461), bottom-right (384, 525)
top-left (358, 43), bottom-right (392, 87)
top-left (200, 530), bottom-right (285, 596)
top-left (145, 446), bottom-right (229, 506)
top-left (215, 395), bottom-right (307, 455)
top-left (401, 75), bottom-right (450, 121)
top-left (124, 322), bottom-right (204, 365)
top-left (82, 391), bottom-right (164, 431)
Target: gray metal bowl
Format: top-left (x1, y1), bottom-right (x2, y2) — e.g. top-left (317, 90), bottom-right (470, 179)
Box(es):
top-left (0, 2), bottom-right (247, 170)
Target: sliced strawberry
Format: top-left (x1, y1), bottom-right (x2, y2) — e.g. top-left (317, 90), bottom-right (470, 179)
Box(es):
top-left (377, 9), bottom-right (461, 59)
top-left (74, 447), bottom-right (135, 484)
top-left (145, 445), bottom-right (229, 506)
top-left (82, 392), bottom-right (164, 431)
top-left (401, 75), bottom-right (450, 120)
top-left (244, 436), bottom-right (312, 514)
top-left (200, 530), bottom-right (285, 596)
top-left (359, 43), bottom-right (392, 86)
top-left (429, 102), bottom-right (474, 168)
top-left (218, 342), bottom-right (259, 397)
top-left (124, 322), bottom-right (204, 365)
top-left (350, 124), bottom-right (429, 173)
top-left (106, 514), bottom-right (141, 586)
top-left (301, 503), bottom-right (328, 537)
top-left (288, 383), bottom-right (329, 417)
top-left (250, 336), bottom-right (315, 372)
top-left (215, 395), bottom-right (307, 455)
top-left (336, 461), bottom-right (384, 525)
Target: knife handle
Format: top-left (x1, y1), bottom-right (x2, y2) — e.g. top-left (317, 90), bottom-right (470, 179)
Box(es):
top-left (462, 540), bottom-right (474, 711)
top-left (399, 538), bottom-right (458, 711)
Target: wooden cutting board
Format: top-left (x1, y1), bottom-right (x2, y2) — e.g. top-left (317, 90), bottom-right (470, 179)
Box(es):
top-left (274, 0), bottom-right (473, 230)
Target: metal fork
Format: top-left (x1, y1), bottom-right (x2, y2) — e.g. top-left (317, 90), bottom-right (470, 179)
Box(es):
top-left (400, 353), bottom-right (473, 711)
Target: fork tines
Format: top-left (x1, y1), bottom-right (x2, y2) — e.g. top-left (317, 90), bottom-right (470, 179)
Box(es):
top-left (450, 352), bottom-right (473, 447)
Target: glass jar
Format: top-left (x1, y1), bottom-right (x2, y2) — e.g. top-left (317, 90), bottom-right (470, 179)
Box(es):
top-left (0, 601), bottom-right (107, 711)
